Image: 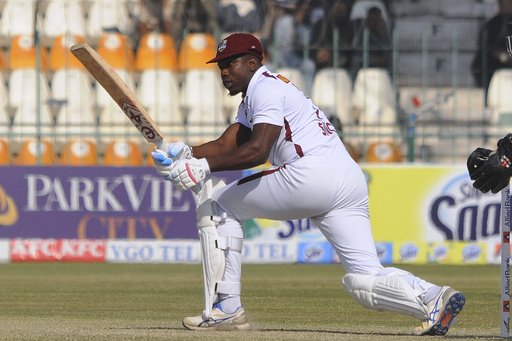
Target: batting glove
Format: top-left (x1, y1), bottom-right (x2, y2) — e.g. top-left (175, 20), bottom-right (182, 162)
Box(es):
top-left (151, 141), bottom-right (193, 180)
top-left (169, 158), bottom-right (210, 191)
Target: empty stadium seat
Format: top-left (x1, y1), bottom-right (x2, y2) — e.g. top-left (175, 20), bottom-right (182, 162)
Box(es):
top-left (51, 69), bottom-right (97, 142)
top-left (365, 141), bottom-right (402, 162)
top-left (178, 33), bottom-right (217, 71)
top-left (9, 69), bottom-right (54, 142)
top-left (60, 140), bottom-right (98, 166)
top-left (180, 69), bottom-right (227, 144)
top-left (0, 72), bottom-right (9, 137)
top-left (86, 0), bottom-right (133, 40)
top-left (96, 32), bottom-right (135, 71)
top-left (353, 104), bottom-right (399, 151)
top-left (222, 93), bottom-right (243, 124)
top-left (137, 69), bottom-right (185, 137)
top-left (0, 140), bottom-right (9, 165)
top-left (8, 35), bottom-right (48, 70)
top-left (311, 68), bottom-right (353, 131)
top-left (487, 69), bottom-right (512, 127)
top-left (0, 0), bottom-right (41, 40)
top-left (42, 0), bottom-right (86, 42)
top-left (16, 139), bottom-right (56, 165)
top-left (352, 68), bottom-right (396, 116)
top-left (103, 140), bottom-right (143, 166)
top-left (49, 34), bottom-right (86, 71)
top-left (135, 32), bottom-right (178, 71)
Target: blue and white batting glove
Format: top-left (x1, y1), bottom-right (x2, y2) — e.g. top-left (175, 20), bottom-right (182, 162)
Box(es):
top-left (151, 141), bottom-right (192, 180)
top-left (169, 158), bottom-right (210, 191)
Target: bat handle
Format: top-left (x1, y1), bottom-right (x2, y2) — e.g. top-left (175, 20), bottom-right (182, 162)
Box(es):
top-left (191, 182), bottom-right (202, 195)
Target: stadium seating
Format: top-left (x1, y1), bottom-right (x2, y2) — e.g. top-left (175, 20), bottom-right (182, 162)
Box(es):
top-left (365, 141), bottom-right (402, 163)
top-left (16, 139), bottom-right (56, 165)
top-left (96, 32), bottom-right (135, 71)
top-left (51, 69), bottom-right (97, 143)
top-left (9, 69), bottom-right (54, 142)
top-left (137, 69), bottom-right (185, 138)
top-left (135, 32), bottom-right (179, 71)
top-left (103, 140), bottom-right (143, 166)
top-left (487, 69), bottom-right (512, 127)
top-left (0, 0), bottom-right (40, 41)
top-left (8, 35), bottom-right (48, 70)
top-left (178, 33), bottom-right (217, 71)
top-left (60, 140), bottom-right (98, 166)
top-left (0, 139), bottom-right (9, 165)
top-left (352, 68), bottom-right (396, 116)
top-left (48, 34), bottom-right (86, 71)
top-left (42, 0), bottom-right (86, 42)
top-left (86, 0), bottom-right (133, 40)
top-left (180, 69), bottom-right (227, 144)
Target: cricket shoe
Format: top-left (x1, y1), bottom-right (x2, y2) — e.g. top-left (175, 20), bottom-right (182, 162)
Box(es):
top-left (412, 286), bottom-right (465, 336)
top-left (182, 304), bottom-right (251, 331)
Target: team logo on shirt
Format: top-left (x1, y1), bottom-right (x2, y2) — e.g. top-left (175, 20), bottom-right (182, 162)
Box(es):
top-left (218, 39), bottom-right (227, 52)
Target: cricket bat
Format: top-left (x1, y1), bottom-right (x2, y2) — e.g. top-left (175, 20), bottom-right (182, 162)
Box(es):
top-left (70, 43), bottom-right (164, 147)
top-left (70, 43), bottom-right (201, 193)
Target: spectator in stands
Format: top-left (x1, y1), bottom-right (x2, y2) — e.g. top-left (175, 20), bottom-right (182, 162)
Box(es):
top-left (133, 0), bottom-right (175, 49)
top-left (215, 0), bottom-right (264, 34)
top-left (309, 0), bottom-right (354, 71)
top-left (471, 0), bottom-right (512, 97)
top-left (260, 0), bottom-right (316, 93)
top-left (170, 0), bottom-right (219, 49)
top-left (350, 6), bottom-right (392, 76)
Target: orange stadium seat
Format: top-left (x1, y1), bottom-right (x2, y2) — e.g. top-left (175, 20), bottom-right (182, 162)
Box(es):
top-left (97, 32), bottom-right (134, 71)
top-left (0, 140), bottom-right (10, 165)
top-left (365, 141), bottom-right (402, 163)
top-left (9, 35), bottom-right (48, 70)
top-left (17, 139), bottom-right (56, 165)
top-left (135, 32), bottom-right (178, 71)
top-left (178, 33), bottom-right (216, 71)
top-left (49, 35), bottom-right (86, 71)
top-left (103, 140), bottom-right (143, 166)
top-left (60, 140), bottom-right (98, 166)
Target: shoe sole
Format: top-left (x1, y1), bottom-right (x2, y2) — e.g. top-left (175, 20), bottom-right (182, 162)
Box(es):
top-left (182, 319), bottom-right (251, 331)
top-left (426, 291), bottom-right (466, 336)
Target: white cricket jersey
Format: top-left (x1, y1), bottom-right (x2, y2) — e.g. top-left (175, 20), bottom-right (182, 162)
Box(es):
top-left (235, 66), bottom-right (351, 167)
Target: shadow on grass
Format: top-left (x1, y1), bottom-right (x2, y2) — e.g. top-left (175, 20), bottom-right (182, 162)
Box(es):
top-left (116, 326), bottom-right (501, 339)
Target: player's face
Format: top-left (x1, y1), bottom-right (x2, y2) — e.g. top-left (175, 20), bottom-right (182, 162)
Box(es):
top-left (217, 54), bottom-right (254, 96)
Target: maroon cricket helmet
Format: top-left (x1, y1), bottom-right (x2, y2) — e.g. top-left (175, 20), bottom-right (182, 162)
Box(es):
top-left (206, 33), bottom-right (264, 64)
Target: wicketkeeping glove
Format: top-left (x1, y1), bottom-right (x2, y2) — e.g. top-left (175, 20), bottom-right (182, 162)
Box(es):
top-left (169, 158), bottom-right (210, 191)
top-left (467, 133), bottom-right (512, 194)
top-left (151, 141), bottom-right (192, 180)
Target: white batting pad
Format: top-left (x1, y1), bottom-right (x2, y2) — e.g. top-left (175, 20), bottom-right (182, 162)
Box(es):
top-left (342, 273), bottom-right (428, 320)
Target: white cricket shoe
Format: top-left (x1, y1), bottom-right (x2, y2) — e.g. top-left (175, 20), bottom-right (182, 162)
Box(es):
top-left (182, 305), bottom-right (251, 331)
top-left (412, 286), bottom-right (465, 336)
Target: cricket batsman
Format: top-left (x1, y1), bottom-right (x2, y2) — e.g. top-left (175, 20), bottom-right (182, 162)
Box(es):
top-left (152, 33), bottom-right (465, 335)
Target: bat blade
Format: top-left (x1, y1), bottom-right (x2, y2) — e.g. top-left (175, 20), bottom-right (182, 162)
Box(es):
top-left (70, 43), bottom-right (164, 146)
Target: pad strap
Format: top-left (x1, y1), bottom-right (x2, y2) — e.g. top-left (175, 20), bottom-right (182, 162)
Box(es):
top-left (216, 281), bottom-right (242, 295)
top-left (216, 236), bottom-right (243, 253)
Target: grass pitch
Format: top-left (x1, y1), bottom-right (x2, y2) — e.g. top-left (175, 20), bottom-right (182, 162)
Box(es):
top-left (0, 263), bottom-right (503, 340)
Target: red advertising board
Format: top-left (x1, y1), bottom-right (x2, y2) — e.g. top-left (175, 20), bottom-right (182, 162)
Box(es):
top-left (11, 239), bottom-right (106, 262)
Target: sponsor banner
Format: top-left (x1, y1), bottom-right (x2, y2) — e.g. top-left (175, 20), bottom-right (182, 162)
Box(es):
top-left (362, 165), bottom-right (500, 244)
top-left (297, 241), bottom-right (334, 263)
top-left (427, 242), bottom-right (486, 264)
top-left (375, 242), bottom-right (393, 264)
top-left (393, 241), bottom-right (428, 264)
top-left (0, 167), bottom-right (240, 240)
top-left (107, 240), bottom-right (201, 263)
top-left (11, 239), bottom-right (106, 262)
top-left (242, 240), bottom-right (297, 264)
top-left (0, 239), bottom-right (9, 263)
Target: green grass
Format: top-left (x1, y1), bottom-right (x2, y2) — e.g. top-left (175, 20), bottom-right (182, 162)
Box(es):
top-left (0, 263), bottom-right (503, 340)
